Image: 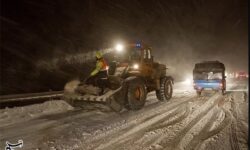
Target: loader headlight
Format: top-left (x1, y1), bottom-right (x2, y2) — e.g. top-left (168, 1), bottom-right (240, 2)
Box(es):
top-left (115, 44), bottom-right (124, 52)
top-left (133, 64), bottom-right (139, 69)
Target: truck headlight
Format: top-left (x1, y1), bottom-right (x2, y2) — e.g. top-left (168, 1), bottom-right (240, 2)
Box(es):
top-left (184, 78), bottom-right (192, 85)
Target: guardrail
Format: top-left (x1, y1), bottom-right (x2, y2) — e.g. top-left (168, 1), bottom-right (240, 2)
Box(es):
top-left (0, 91), bottom-right (64, 108)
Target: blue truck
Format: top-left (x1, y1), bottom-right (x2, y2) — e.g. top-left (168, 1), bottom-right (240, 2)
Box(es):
top-left (193, 61), bottom-right (226, 96)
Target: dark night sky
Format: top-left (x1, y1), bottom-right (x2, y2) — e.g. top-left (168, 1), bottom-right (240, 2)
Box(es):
top-left (0, 0), bottom-right (248, 94)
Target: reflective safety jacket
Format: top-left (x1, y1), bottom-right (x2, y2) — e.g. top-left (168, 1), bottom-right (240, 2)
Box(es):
top-left (90, 58), bottom-right (108, 76)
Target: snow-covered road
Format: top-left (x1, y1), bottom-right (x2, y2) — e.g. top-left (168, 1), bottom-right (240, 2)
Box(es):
top-left (0, 79), bottom-right (248, 150)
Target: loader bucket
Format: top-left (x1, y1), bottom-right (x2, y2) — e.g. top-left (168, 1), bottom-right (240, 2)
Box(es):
top-left (63, 80), bottom-right (124, 112)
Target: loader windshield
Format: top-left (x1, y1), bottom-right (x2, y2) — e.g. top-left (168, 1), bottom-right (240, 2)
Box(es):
top-left (114, 47), bottom-right (141, 62)
top-left (130, 49), bottom-right (141, 61)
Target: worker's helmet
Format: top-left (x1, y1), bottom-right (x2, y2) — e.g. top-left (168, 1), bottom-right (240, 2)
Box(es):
top-left (95, 51), bottom-right (103, 59)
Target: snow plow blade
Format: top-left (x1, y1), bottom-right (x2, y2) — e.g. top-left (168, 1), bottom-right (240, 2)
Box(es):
top-left (63, 80), bottom-right (123, 112)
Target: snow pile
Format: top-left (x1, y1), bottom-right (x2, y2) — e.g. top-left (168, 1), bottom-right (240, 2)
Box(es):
top-left (64, 80), bottom-right (80, 93)
top-left (0, 100), bottom-right (73, 127)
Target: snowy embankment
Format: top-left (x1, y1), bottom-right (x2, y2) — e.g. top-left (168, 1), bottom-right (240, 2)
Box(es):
top-left (0, 100), bottom-right (73, 127)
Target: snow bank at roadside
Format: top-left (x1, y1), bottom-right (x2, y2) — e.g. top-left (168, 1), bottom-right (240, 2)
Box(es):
top-left (0, 100), bottom-right (73, 127)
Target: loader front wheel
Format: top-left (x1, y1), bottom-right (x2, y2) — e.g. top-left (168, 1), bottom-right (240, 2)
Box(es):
top-left (156, 77), bottom-right (173, 101)
top-left (127, 78), bottom-right (147, 110)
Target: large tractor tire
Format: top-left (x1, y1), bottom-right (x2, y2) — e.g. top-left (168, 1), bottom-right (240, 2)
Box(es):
top-left (127, 78), bottom-right (147, 110)
top-left (156, 77), bottom-right (173, 101)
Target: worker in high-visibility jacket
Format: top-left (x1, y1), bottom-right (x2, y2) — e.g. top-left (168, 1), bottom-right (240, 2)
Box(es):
top-left (86, 51), bottom-right (108, 86)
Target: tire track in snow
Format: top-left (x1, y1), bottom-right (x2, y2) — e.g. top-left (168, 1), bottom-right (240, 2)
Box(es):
top-left (153, 94), bottom-right (222, 149)
top-left (115, 105), bottom-right (192, 150)
top-left (83, 95), bottom-right (201, 150)
top-left (131, 105), bottom-right (192, 150)
top-left (176, 106), bottom-right (219, 150)
top-left (85, 95), bottom-right (194, 138)
top-left (134, 97), bottom-right (210, 150)
top-left (230, 123), bottom-right (239, 150)
top-left (123, 96), bottom-right (209, 150)
top-left (0, 109), bottom-right (102, 146)
top-left (229, 92), bottom-right (245, 150)
top-left (146, 104), bottom-right (191, 132)
top-left (93, 107), bottom-right (181, 150)
top-left (185, 107), bottom-right (232, 150)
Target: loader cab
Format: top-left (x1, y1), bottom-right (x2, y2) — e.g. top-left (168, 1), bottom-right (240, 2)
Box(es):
top-left (129, 43), bottom-right (154, 63)
top-left (112, 43), bottom-right (155, 77)
top-left (114, 43), bottom-right (153, 63)
top-left (127, 44), bottom-right (155, 77)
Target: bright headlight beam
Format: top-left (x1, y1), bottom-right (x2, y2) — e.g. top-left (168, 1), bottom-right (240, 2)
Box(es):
top-left (115, 44), bottom-right (124, 52)
top-left (184, 78), bottom-right (192, 85)
top-left (133, 64), bottom-right (139, 69)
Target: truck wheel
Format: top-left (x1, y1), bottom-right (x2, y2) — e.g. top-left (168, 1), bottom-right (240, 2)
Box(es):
top-left (220, 89), bottom-right (225, 95)
top-left (196, 91), bottom-right (201, 96)
top-left (156, 77), bottom-right (173, 101)
top-left (127, 78), bottom-right (147, 110)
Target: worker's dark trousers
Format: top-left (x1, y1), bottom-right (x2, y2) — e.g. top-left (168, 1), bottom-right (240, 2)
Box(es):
top-left (86, 70), bottom-right (108, 87)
